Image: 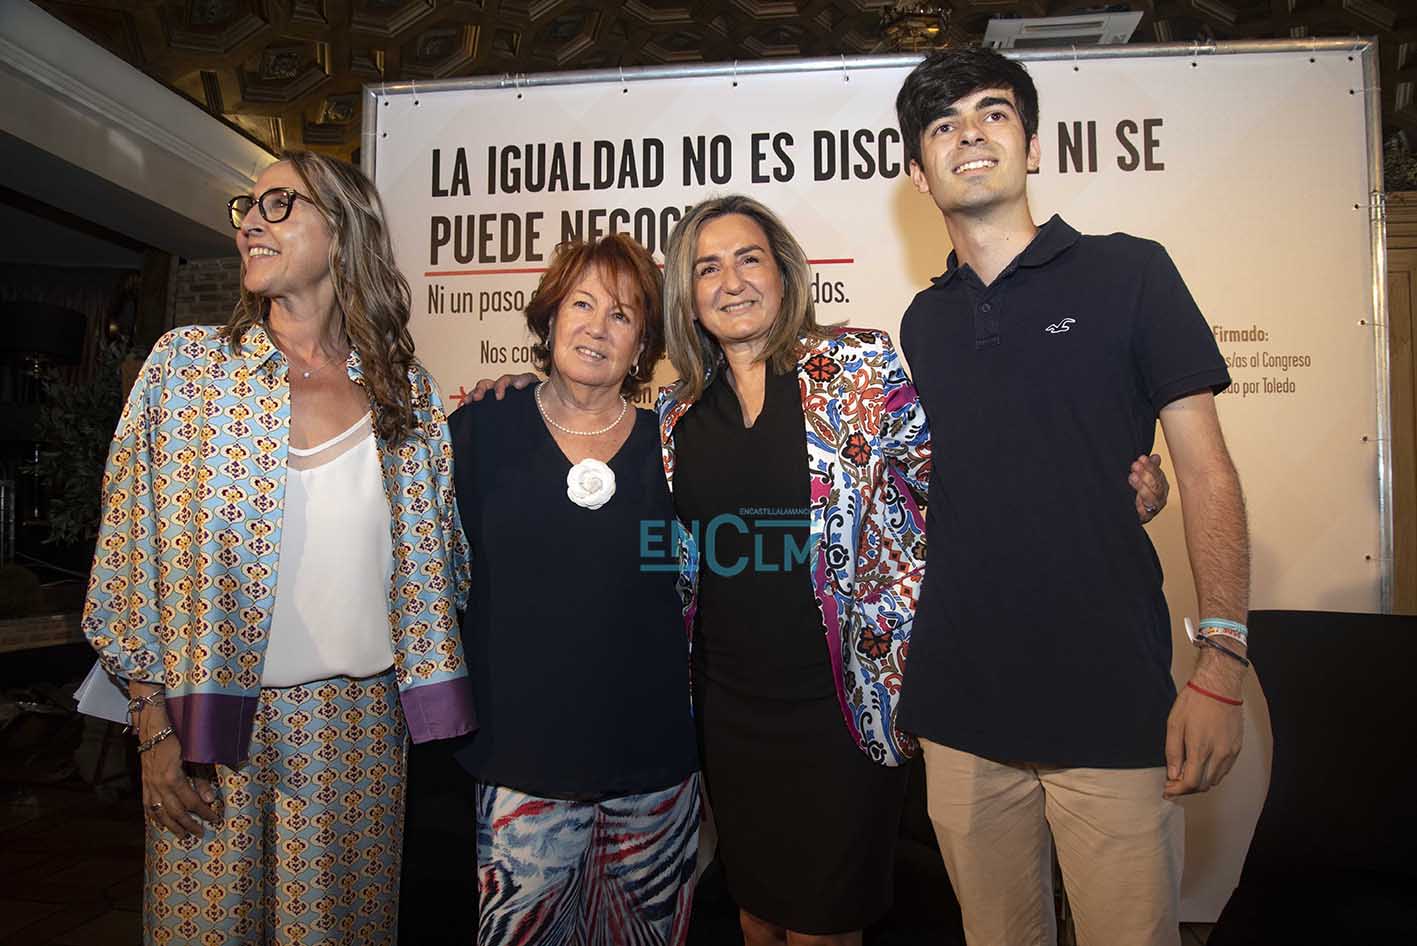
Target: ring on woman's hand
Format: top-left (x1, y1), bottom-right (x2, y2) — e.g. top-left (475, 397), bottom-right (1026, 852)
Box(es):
top-left (1143, 503), bottom-right (1158, 514)
top-left (148, 801), bottom-right (163, 812)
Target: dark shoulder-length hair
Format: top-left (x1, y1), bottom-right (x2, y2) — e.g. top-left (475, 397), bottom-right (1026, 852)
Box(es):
top-left (224, 150), bottom-right (418, 443)
top-left (662, 194), bottom-right (828, 403)
top-left (524, 234), bottom-right (665, 397)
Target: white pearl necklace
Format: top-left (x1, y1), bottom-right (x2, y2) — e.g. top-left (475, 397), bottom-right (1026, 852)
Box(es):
top-left (535, 382), bottom-right (627, 436)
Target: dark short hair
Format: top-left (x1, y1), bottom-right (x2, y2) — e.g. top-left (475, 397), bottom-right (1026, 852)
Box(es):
top-left (524, 234), bottom-right (664, 397)
top-left (895, 47), bottom-right (1040, 170)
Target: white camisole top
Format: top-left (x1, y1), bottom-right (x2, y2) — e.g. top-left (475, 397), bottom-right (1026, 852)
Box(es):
top-left (260, 413), bottom-right (396, 687)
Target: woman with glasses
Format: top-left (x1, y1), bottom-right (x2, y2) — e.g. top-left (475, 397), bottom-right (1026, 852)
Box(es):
top-left (82, 151), bottom-right (475, 946)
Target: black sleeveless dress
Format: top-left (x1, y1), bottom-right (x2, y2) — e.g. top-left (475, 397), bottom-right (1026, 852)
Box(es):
top-left (672, 367), bottom-right (907, 934)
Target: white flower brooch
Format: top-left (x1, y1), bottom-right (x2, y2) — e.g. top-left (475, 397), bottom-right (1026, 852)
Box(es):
top-left (566, 458), bottom-right (616, 510)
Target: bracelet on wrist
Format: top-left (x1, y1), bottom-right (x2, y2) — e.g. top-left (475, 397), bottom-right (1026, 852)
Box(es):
top-left (1199, 626), bottom-right (1249, 650)
top-left (1195, 633), bottom-right (1251, 668)
top-left (136, 727), bottom-right (175, 754)
top-left (127, 691), bottom-right (166, 715)
top-left (1198, 617), bottom-right (1248, 643)
top-left (1187, 680), bottom-right (1243, 707)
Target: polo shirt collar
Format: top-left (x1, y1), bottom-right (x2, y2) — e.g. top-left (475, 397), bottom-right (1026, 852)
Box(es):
top-left (933, 214), bottom-right (1081, 285)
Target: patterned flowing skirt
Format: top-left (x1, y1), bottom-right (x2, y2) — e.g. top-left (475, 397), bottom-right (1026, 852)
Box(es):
top-left (475, 775), bottom-right (700, 946)
top-left (144, 671), bottom-right (406, 946)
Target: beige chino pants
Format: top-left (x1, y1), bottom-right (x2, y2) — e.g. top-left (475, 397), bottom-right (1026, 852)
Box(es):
top-left (921, 739), bottom-right (1184, 946)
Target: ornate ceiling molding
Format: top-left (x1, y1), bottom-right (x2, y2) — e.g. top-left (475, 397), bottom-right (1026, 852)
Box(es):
top-left (24, 0), bottom-right (1417, 160)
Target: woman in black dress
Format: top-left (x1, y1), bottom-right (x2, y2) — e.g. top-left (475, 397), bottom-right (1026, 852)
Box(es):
top-left (657, 196), bottom-right (930, 946)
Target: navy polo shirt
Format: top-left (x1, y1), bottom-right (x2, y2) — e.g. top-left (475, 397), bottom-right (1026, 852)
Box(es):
top-left (897, 215), bottom-right (1230, 768)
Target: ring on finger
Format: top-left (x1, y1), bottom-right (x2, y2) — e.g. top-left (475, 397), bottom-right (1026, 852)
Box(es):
top-left (1144, 503), bottom-right (1158, 514)
top-left (148, 801), bottom-right (163, 813)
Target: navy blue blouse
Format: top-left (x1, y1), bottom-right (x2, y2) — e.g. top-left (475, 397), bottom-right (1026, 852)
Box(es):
top-left (448, 387), bottom-right (697, 796)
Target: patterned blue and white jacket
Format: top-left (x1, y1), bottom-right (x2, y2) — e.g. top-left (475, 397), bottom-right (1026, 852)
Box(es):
top-left (82, 324), bottom-right (476, 764)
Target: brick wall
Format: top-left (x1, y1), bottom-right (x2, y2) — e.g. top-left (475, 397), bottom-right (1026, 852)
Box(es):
top-left (171, 256), bottom-right (242, 326)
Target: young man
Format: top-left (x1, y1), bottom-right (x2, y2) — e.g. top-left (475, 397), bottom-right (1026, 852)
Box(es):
top-left (893, 48), bottom-right (1251, 946)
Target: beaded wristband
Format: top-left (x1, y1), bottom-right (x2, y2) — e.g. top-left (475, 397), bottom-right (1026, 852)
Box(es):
top-left (1199, 626), bottom-right (1249, 649)
top-left (1198, 617), bottom-right (1248, 640)
top-left (1187, 681), bottom-right (1243, 706)
top-left (1196, 634), bottom-right (1251, 668)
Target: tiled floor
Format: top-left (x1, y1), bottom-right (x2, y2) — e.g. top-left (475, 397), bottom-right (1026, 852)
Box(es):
top-left (0, 780), bottom-right (1215, 945)
top-left (0, 783), bottom-right (142, 946)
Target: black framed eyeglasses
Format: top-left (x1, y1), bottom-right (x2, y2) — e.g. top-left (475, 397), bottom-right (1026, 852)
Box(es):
top-left (226, 187), bottom-right (313, 229)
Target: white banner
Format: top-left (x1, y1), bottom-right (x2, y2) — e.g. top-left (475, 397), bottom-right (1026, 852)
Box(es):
top-left (370, 45), bottom-right (1385, 919)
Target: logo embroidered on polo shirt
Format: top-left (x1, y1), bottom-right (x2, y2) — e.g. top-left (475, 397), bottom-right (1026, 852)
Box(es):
top-left (1045, 318), bottom-right (1076, 334)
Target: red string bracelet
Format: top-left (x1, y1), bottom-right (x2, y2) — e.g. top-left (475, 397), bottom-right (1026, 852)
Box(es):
top-left (1187, 681), bottom-right (1243, 706)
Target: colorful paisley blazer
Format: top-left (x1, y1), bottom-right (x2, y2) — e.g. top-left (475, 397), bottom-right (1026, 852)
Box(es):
top-left (82, 324), bottom-right (476, 765)
top-left (657, 328), bottom-right (931, 765)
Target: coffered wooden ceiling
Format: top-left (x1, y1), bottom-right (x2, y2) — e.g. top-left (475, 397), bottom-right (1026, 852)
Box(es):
top-left (33, 1), bottom-right (1417, 162)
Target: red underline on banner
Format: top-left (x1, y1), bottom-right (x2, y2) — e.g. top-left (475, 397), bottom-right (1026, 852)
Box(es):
top-left (424, 267), bottom-right (548, 276)
top-left (424, 258), bottom-right (854, 277)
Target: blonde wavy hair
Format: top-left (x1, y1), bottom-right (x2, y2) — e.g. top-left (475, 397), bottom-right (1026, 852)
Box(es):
top-left (224, 150), bottom-right (418, 443)
top-left (662, 194), bottom-right (828, 403)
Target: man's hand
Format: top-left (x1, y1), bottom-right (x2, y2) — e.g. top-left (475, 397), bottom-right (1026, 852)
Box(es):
top-left (1131, 453), bottom-right (1169, 523)
top-left (1163, 650), bottom-right (1245, 798)
top-left (469, 373), bottom-right (539, 401)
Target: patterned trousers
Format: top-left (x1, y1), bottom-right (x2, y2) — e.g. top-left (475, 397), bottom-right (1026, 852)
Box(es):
top-left (476, 775), bottom-right (700, 946)
top-left (145, 671), bottom-right (407, 946)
